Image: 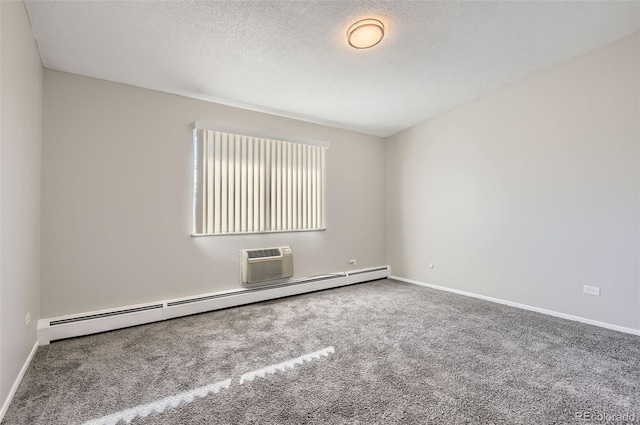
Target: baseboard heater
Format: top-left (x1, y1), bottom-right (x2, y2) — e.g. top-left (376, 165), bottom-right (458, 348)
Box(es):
top-left (37, 266), bottom-right (390, 345)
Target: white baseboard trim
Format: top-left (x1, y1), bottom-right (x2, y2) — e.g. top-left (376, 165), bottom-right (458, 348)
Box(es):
top-left (0, 340), bottom-right (39, 422)
top-left (38, 266), bottom-right (390, 345)
top-left (391, 275), bottom-right (640, 337)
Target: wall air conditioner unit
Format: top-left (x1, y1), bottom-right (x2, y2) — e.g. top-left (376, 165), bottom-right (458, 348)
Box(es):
top-left (241, 246), bottom-right (293, 284)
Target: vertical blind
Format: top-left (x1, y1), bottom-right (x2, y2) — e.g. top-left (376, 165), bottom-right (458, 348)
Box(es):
top-left (193, 129), bottom-right (327, 235)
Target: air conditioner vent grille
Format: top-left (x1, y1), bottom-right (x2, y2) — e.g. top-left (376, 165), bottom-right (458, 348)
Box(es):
top-left (247, 248), bottom-right (281, 259)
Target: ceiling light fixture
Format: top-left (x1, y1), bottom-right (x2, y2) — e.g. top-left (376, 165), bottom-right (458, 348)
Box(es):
top-left (347, 19), bottom-right (385, 49)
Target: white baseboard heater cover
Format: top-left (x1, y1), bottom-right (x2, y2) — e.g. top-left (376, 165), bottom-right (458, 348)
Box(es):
top-left (37, 266), bottom-right (390, 345)
top-left (241, 246), bottom-right (293, 284)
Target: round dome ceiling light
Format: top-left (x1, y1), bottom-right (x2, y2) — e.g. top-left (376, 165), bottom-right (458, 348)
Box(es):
top-left (347, 19), bottom-right (385, 49)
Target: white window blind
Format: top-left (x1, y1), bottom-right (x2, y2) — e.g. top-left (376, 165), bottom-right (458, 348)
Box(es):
top-left (192, 128), bottom-right (327, 235)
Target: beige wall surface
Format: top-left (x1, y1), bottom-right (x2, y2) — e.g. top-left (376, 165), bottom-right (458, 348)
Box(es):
top-left (41, 70), bottom-right (386, 318)
top-left (387, 33), bottom-right (640, 330)
top-left (0, 1), bottom-right (42, 403)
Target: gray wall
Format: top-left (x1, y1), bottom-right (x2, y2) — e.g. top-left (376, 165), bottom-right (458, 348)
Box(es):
top-left (387, 33), bottom-right (640, 330)
top-left (41, 70), bottom-right (387, 318)
top-left (0, 1), bottom-right (42, 405)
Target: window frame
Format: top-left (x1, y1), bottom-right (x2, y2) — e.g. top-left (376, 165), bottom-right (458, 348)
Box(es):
top-left (191, 122), bottom-right (329, 237)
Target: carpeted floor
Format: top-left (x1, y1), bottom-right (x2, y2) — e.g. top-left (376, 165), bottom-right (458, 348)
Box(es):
top-left (2, 279), bottom-right (639, 424)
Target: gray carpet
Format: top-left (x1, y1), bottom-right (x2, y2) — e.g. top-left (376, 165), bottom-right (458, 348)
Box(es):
top-left (2, 279), bottom-right (639, 424)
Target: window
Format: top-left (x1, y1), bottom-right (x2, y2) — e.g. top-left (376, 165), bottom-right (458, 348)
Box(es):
top-left (192, 124), bottom-right (328, 235)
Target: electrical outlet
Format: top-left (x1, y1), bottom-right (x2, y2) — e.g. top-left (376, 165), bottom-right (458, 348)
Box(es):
top-left (25, 312), bottom-right (30, 326)
top-left (583, 285), bottom-right (600, 296)
top-left (348, 259), bottom-right (357, 265)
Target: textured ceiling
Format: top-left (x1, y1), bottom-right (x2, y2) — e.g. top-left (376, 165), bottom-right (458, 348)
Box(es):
top-left (24, 1), bottom-right (639, 137)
